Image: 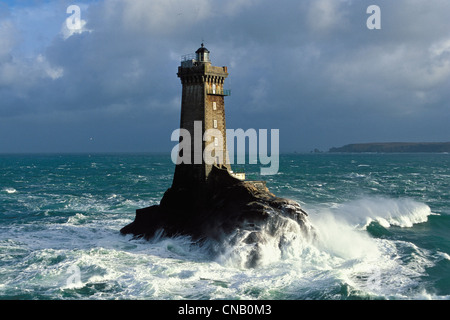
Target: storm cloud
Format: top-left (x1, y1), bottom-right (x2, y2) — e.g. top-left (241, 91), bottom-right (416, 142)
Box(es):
top-left (0, 0), bottom-right (449, 153)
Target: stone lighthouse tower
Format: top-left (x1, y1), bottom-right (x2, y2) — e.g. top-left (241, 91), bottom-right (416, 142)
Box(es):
top-left (172, 44), bottom-right (232, 189)
top-left (120, 44), bottom-right (308, 245)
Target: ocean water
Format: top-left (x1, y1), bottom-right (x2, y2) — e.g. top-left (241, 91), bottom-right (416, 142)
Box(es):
top-left (1, 153), bottom-right (449, 300)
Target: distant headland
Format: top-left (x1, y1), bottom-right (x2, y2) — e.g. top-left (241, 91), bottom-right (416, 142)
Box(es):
top-left (329, 142), bottom-right (450, 153)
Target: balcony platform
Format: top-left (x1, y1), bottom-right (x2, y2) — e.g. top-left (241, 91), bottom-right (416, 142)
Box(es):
top-left (206, 89), bottom-right (231, 96)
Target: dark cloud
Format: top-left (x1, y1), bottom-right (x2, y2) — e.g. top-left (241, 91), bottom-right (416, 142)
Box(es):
top-left (1, 0), bottom-right (449, 153)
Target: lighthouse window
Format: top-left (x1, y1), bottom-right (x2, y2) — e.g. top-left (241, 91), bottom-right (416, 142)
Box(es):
top-left (213, 102), bottom-right (217, 110)
top-left (213, 120), bottom-right (217, 128)
top-left (212, 84), bottom-right (216, 94)
top-left (214, 138), bottom-right (219, 146)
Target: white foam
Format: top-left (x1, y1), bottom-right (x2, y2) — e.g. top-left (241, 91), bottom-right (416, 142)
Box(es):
top-left (212, 214), bottom-right (315, 269)
top-left (439, 252), bottom-right (450, 261)
top-left (414, 289), bottom-right (450, 300)
top-left (3, 188), bottom-right (17, 194)
top-left (0, 193), bottom-right (444, 300)
top-left (310, 212), bottom-right (381, 260)
top-left (301, 197), bottom-right (446, 298)
top-left (187, 195), bottom-right (442, 298)
top-left (320, 196), bottom-right (433, 229)
top-left (67, 213), bottom-right (88, 225)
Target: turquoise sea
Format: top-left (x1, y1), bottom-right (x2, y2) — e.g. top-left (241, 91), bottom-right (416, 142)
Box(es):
top-left (1, 153), bottom-right (449, 300)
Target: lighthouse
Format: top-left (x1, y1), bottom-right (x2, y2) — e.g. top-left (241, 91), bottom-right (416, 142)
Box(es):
top-left (121, 45), bottom-right (309, 248)
top-left (173, 44), bottom-right (232, 189)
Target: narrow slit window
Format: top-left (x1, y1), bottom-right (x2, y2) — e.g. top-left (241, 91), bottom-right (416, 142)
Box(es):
top-left (213, 120), bottom-right (217, 128)
top-left (214, 137), bottom-right (219, 146)
top-left (213, 102), bottom-right (217, 110)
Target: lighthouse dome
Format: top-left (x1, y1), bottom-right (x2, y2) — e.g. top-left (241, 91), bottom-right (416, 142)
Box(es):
top-left (195, 43), bottom-right (210, 63)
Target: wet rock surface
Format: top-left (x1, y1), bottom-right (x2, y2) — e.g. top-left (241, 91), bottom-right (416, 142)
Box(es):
top-left (120, 166), bottom-right (312, 264)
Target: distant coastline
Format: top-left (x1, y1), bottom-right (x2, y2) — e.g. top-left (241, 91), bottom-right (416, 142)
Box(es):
top-left (329, 142), bottom-right (450, 153)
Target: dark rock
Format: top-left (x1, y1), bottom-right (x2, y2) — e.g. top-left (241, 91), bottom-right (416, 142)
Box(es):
top-left (120, 165), bottom-right (311, 246)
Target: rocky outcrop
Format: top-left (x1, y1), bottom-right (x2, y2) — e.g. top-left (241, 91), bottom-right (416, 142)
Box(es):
top-left (120, 166), bottom-right (311, 248)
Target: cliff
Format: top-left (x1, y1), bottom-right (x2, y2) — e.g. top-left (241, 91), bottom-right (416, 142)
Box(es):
top-left (329, 142), bottom-right (450, 153)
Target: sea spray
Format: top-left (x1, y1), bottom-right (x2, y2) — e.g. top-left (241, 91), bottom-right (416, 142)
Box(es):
top-left (309, 212), bottom-right (381, 260)
top-left (323, 196), bottom-right (434, 229)
top-left (208, 206), bottom-right (316, 269)
top-left (201, 196), bottom-right (432, 270)
top-left (202, 194), bottom-right (443, 298)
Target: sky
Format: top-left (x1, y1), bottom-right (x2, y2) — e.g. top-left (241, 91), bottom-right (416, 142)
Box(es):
top-left (0, 0), bottom-right (449, 153)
